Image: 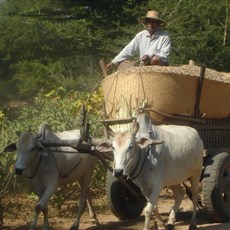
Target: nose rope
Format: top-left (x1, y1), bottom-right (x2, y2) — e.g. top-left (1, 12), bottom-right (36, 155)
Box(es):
top-left (124, 157), bottom-right (133, 170)
top-left (24, 155), bottom-right (43, 179)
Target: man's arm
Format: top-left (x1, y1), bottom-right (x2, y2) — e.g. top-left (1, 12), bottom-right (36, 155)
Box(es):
top-left (106, 35), bottom-right (140, 71)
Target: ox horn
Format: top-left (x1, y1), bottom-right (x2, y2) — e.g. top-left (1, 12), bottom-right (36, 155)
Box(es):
top-left (105, 124), bottom-right (115, 138)
top-left (131, 119), bottom-right (139, 136)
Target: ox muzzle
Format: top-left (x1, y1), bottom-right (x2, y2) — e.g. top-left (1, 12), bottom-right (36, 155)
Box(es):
top-left (114, 169), bottom-right (127, 178)
top-left (15, 167), bottom-right (24, 175)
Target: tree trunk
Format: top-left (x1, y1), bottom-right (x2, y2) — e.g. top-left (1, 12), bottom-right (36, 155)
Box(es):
top-left (223, 0), bottom-right (228, 46)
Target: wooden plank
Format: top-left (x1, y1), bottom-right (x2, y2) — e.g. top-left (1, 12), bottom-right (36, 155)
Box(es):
top-left (194, 66), bottom-right (206, 117)
top-left (142, 108), bottom-right (205, 124)
top-left (102, 118), bottom-right (133, 125)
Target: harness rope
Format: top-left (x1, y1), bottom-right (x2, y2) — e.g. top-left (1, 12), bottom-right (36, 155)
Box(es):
top-left (50, 151), bottom-right (84, 178)
top-left (128, 147), bottom-right (148, 180)
top-left (27, 126), bottom-right (85, 179)
top-left (25, 155), bottom-right (42, 179)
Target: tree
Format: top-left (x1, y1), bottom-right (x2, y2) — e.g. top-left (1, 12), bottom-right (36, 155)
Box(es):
top-left (0, 0), bottom-right (229, 106)
top-left (162, 0), bottom-right (230, 69)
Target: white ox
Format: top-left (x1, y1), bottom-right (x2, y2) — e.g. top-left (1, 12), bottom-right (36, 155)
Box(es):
top-left (97, 113), bottom-right (204, 230)
top-left (4, 123), bottom-right (98, 230)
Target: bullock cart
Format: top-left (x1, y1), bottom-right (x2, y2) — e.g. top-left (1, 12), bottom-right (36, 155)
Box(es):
top-left (98, 63), bottom-right (230, 222)
top-left (6, 64), bottom-right (229, 225)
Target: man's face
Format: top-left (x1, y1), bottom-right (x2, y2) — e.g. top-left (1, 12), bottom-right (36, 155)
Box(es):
top-left (144, 19), bottom-right (159, 35)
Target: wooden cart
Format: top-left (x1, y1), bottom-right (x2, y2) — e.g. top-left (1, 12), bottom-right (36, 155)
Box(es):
top-left (99, 63), bottom-right (230, 221)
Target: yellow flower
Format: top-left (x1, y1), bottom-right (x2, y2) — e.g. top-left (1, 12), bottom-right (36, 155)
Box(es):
top-left (0, 110), bottom-right (4, 119)
top-left (44, 89), bottom-right (56, 97)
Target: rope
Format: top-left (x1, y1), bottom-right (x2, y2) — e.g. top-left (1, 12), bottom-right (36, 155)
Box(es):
top-left (111, 73), bottom-right (118, 110)
top-left (51, 151), bottom-right (85, 178)
top-left (85, 75), bottom-right (104, 105)
top-left (25, 155), bottom-right (42, 179)
top-left (137, 63), bottom-right (147, 105)
top-left (129, 148), bottom-right (148, 180)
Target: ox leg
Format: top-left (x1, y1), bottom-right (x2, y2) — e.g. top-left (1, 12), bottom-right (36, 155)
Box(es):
top-left (31, 186), bottom-right (57, 230)
top-left (86, 190), bottom-right (99, 225)
top-left (42, 205), bottom-right (49, 230)
top-left (70, 180), bottom-right (97, 230)
top-left (30, 203), bottom-right (49, 230)
top-left (144, 202), bottom-right (154, 230)
top-left (29, 204), bottom-right (41, 230)
top-left (166, 184), bottom-right (185, 229)
top-left (153, 205), bottom-right (166, 230)
top-left (188, 176), bottom-right (200, 230)
top-left (144, 187), bottom-right (164, 230)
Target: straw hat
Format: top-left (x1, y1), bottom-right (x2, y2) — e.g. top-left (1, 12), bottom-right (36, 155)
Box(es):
top-left (139, 10), bottom-right (165, 26)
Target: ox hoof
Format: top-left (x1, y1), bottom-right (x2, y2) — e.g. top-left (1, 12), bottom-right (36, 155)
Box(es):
top-left (189, 224), bottom-right (197, 230)
top-left (69, 226), bottom-right (78, 230)
top-left (166, 224), bottom-right (174, 230)
top-left (91, 218), bottom-right (99, 225)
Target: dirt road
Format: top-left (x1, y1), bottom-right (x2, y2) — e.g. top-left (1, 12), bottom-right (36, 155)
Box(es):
top-left (4, 195), bottom-right (230, 230)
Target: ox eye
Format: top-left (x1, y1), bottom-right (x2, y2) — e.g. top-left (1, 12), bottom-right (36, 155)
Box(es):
top-left (31, 147), bottom-right (35, 151)
top-left (129, 144), bottom-right (133, 150)
top-left (112, 146), bottom-right (115, 150)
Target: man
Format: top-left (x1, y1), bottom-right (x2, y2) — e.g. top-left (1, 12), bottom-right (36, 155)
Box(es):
top-left (106, 10), bottom-right (171, 71)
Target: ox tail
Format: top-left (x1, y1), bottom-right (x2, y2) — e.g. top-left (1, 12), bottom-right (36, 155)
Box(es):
top-left (182, 182), bottom-right (205, 210)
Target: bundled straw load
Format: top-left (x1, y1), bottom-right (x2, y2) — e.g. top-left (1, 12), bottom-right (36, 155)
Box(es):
top-left (101, 65), bottom-right (230, 122)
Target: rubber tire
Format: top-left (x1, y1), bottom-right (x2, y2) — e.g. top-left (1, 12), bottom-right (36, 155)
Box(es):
top-left (106, 170), bottom-right (146, 220)
top-left (202, 151), bottom-right (230, 221)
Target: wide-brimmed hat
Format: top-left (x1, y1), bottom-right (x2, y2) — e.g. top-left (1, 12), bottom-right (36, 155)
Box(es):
top-left (139, 10), bottom-right (165, 26)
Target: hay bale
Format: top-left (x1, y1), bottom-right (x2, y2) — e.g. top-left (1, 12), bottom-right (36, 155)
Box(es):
top-left (101, 65), bottom-right (230, 121)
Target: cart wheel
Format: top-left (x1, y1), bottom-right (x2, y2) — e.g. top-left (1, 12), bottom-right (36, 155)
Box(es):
top-left (202, 151), bottom-right (230, 221)
top-left (106, 170), bottom-right (146, 220)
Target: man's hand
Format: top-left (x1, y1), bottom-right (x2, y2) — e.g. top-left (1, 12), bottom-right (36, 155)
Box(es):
top-left (106, 62), bottom-right (114, 71)
top-left (141, 55), bottom-right (150, 65)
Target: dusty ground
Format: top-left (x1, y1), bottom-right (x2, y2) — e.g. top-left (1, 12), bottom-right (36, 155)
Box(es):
top-left (3, 189), bottom-right (230, 230)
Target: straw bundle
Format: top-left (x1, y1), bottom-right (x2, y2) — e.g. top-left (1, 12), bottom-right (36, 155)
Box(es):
top-left (101, 65), bottom-right (230, 123)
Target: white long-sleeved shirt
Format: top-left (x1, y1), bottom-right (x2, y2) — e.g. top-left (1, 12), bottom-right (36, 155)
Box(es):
top-left (112, 29), bottom-right (171, 64)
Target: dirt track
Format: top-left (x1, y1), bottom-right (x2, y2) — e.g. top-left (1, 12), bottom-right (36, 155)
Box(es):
top-left (3, 194), bottom-right (230, 230)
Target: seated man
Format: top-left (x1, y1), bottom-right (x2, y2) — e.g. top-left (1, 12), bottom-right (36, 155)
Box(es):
top-left (106, 10), bottom-right (171, 71)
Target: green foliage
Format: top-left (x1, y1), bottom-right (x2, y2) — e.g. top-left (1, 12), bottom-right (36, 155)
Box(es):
top-left (163, 0), bottom-right (230, 69)
top-left (2, 86), bottom-right (104, 136)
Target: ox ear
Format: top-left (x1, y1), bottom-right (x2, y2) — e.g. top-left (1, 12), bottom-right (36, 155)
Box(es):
top-left (16, 131), bottom-right (21, 137)
top-left (137, 138), bottom-right (163, 149)
top-left (96, 140), bottom-right (113, 152)
top-left (3, 143), bottom-right (17, 153)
